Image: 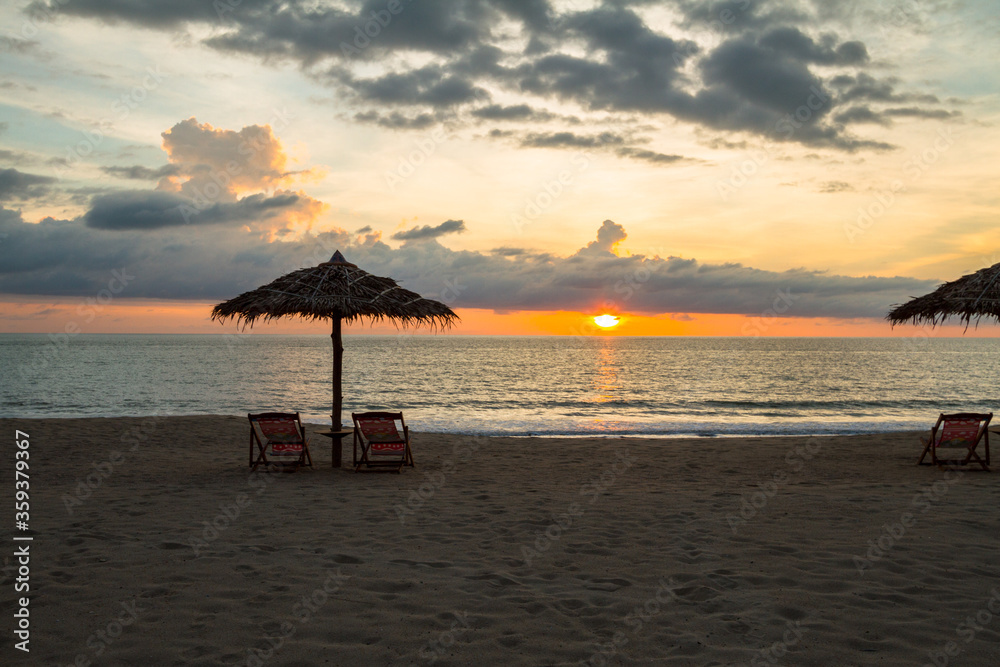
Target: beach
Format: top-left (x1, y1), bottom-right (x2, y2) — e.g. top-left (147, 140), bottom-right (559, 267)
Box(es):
top-left (4, 416), bottom-right (1000, 666)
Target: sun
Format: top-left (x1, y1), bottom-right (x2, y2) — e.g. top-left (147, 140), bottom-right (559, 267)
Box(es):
top-left (593, 314), bottom-right (620, 328)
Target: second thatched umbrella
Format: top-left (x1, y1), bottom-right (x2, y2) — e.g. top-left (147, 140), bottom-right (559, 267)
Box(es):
top-left (887, 261), bottom-right (1000, 329)
top-left (212, 250), bottom-right (458, 431)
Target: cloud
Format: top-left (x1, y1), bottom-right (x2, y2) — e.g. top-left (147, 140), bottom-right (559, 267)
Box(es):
top-left (0, 168), bottom-right (56, 201)
top-left (491, 246), bottom-right (528, 257)
top-left (337, 67), bottom-right (487, 107)
top-left (517, 131), bottom-right (689, 164)
top-left (392, 219), bottom-right (467, 241)
top-left (830, 73), bottom-right (939, 105)
top-left (757, 27), bottom-right (868, 66)
top-left (0, 211), bottom-right (938, 319)
top-left (204, 0), bottom-right (491, 61)
top-left (25, 0), bottom-right (219, 27)
top-left (89, 118), bottom-right (328, 237)
top-left (471, 104), bottom-right (554, 122)
top-left (0, 36), bottom-right (40, 55)
top-left (0, 149), bottom-right (38, 167)
top-left (521, 131), bottom-right (626, 149)
top-left (26, 0), bottom-right (956, 152)
top-left (157, 117), bottom-right (292, 200)
top-left (101, 164), bottom-right (180, 180)
top-left (832, 106), bottom-right (889, 126)
top-left (0, 204), bottom-right (355, 298)
top-left (884, 107), bottom-right (960, 120)
top-left (577, 219), bottom-right (627, 256)
top-left (819, 181), bottom-right (854, 193)
top-left (614, 147), bottom-right (685, 164)
top-left (83, 190), bottom-right (309, 231)
top-left (699, 36), bottom-right (828, 116)
top-left (353, 110), bottom-right (438, 130)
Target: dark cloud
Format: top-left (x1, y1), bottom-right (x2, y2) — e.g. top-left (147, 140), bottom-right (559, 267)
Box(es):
top-left (83, 191), bottom-right (303, 230)
top-left (26, 0), bottom-right (225, 27)
top-left (392, 219), bottom-right (467, 241)
top-left (101, 164), bottom-right (180, 180)
top-left (831, 73), bottom-right (939, 105)
top-left (522, 131), bottom-right (626, 149)
top-left (833, 104), bottom-right (959, 126)
top-left (488, 0), bottom-right (552, 31)
top-left (0, 149), bottom-right (38, 166)
top-left (0, 168), bottom-right (56, 201)
top-left (514, 128), bottom-right (689, 164)
top-left (699, 36), bottom-right (828, 116)
top-left (471, 104), bottom-right (554, 122)
top-left (26, 0), bottom-right (956, 152)
top-left (884, 107), bottom-right (960, 120)
top-left (672, 0), bottom-right (807, 32)
top-left (337, 66), bottom-right (487, 107)
top-left (515, 8), bottom-right (697, 115)
top-left (353, 111), bottom-right (438, 129)
top-left (491, 247), bottom-right (527, 257)
top-left (615, 147), bottom-right (686, 164)
top-left (0, 205), bottom-right (353, 298)
top-left (832, 106), bottom-right (889, 126)
top-left (758, 27), bottom-right (867, 65)
top-left (0, 210), bottom-right (940, 319)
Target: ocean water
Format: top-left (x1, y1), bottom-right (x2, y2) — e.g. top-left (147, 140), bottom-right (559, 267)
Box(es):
top-left (2, 334), bottom-right (998, 436)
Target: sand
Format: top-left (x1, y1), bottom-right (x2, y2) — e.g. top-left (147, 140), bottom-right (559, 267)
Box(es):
top-left (2, 416), bottom-right (1000, 666)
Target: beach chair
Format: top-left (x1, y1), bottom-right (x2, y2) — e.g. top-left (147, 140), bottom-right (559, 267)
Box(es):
top-left (352, 412), bottom-right (414, 473)
top-left (918, 413), bottom-right (992, 471)
top-left (248, 412), bottom-right (313, 472)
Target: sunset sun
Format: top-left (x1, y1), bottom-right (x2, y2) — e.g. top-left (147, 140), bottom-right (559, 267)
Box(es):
top-left (594, 314), bottom-right (620, 328)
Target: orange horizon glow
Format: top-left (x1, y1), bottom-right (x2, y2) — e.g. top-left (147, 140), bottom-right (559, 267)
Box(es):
top-left (1, 297), bottom-right (999, 338)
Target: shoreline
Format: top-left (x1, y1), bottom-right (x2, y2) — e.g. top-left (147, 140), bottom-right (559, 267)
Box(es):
top-left (0, 413), bottom-right (930, 439)
top-left (3, 416), bottom-right (997, 665)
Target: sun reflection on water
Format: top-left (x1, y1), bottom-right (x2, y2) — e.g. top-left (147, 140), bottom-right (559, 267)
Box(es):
top-left (589, 339), bottom-right (624, 404)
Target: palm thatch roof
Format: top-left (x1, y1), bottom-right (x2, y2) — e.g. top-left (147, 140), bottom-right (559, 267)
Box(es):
top-left (211, 250), bottom-right (459, 329)
top-left (887, 261), bottom-right (1000, 328)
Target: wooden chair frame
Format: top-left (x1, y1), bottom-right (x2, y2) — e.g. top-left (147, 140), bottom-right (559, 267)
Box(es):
top-left (352, 411), bottom-right (414, 473)
top-left (248, 412), bottom-right (313, 472)
top-left (918, 412), bottom-right (991, 471)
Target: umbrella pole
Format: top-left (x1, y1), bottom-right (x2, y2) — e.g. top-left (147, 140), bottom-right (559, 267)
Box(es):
top-left (332, 316), bottom-right (343, 431)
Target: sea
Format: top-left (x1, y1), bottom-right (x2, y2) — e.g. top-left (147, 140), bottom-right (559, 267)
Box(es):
top-left (2, 334), bottom-right (998, 437)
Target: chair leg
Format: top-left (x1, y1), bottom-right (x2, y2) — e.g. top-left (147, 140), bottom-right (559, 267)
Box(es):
top-left (917, 437), bottom-right (933, 465)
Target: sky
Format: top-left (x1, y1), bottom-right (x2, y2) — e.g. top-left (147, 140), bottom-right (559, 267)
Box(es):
top-left (1, 0), bottom-right (998, 336)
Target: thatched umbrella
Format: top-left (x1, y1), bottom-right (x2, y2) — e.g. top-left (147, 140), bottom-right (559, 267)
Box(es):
top-left (887, 261), bottom-right (1000, 329)
top-left (212, 250), bottom-right (458, 431)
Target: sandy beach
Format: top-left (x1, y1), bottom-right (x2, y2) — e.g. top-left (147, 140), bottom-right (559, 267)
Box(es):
top-left (3, 415), bottom-right (1000, 666)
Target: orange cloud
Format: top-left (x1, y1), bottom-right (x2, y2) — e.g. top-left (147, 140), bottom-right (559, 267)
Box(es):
top-left (159, 118), bottom-right (290, 196)
top-left (154, 118), bottom-right (328, 237)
